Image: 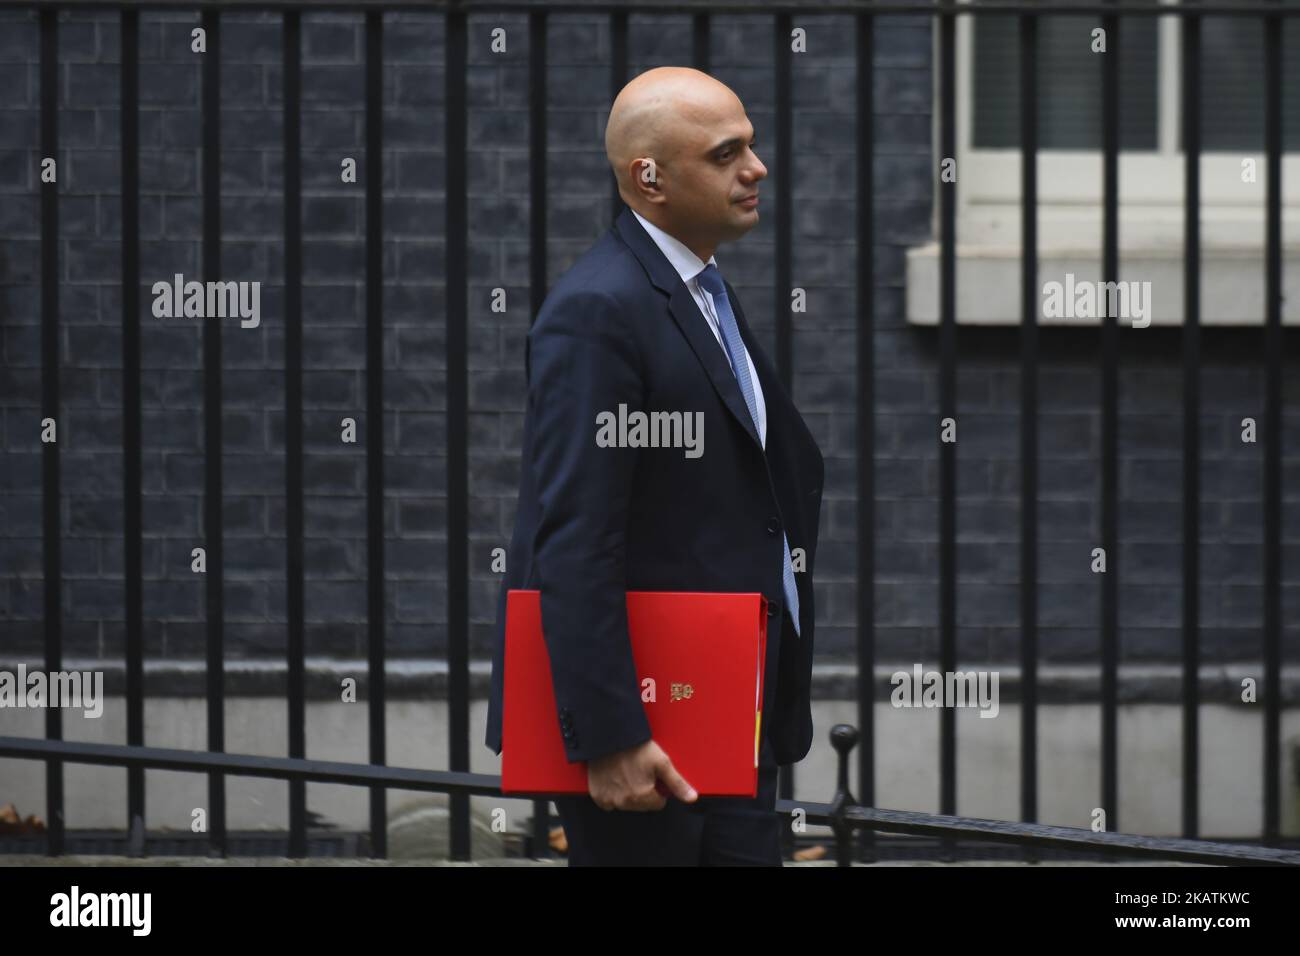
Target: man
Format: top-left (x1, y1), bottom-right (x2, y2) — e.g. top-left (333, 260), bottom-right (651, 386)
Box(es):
top-left (484, 66), bottom-right (825, 865)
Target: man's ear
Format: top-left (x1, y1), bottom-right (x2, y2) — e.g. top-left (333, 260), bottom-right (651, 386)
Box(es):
top-left (631, 158), bottom-right (666, 206)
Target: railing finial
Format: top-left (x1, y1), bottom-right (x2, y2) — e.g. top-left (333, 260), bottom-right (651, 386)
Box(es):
top-left (829, 723), bottom-right (859, 867)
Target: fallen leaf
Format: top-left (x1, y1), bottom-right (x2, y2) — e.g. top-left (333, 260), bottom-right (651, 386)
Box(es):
top-left (549, 825), bottom-right (568, 854)
top-left (793, 845), bottom-right (828, 862)
top-left (0, 804), bottom-right (46, 834)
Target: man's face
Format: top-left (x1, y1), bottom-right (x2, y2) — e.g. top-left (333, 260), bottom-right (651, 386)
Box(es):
top-left (652, 96), bottom-right (767, 255)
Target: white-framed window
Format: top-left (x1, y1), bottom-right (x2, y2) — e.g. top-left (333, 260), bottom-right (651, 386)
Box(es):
top-left (907, 0), bottom-right (1300, 325)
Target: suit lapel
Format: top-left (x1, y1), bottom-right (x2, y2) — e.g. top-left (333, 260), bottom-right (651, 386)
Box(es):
top-left (614, 207), bottom-right (764, 452)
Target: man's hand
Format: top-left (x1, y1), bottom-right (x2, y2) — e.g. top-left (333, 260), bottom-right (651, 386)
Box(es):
top-left (587, 739), bottom-right (699, 811)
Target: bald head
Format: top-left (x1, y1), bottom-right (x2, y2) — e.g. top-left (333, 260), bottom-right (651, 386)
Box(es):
top-left (605, 67), bottom-right (740, 203)
top-left (605, 66), bottom-right (767, 262)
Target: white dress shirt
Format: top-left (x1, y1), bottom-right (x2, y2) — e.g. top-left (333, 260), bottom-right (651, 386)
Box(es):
top-left (631, 209), bottom-right (768, 449)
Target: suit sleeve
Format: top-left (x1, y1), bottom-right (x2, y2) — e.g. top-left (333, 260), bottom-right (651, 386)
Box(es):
top-left (527, 289), bottom-right (653, 763)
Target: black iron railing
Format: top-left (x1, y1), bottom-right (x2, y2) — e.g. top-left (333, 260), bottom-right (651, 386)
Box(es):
top-left (0, 0), bottom-right (1295, 865)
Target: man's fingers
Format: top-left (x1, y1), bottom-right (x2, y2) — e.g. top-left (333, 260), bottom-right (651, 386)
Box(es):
top-left (589, 744), bottom-right (692, 812)
top-left (595, 787), bottom-right (669, 812)
top-left (611, 790), bottom-right (664, 812)
top-left (656, 758), bottom-right (699, 803)
top-left (633, 786), bottom-right (667, 812)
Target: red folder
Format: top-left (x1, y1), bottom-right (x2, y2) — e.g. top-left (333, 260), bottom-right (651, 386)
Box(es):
top-left (501, 589), bottom-right (769, 797)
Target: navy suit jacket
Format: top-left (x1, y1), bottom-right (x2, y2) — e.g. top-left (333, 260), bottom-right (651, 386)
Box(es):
top-left (484, 205), bottom-right (825, 767)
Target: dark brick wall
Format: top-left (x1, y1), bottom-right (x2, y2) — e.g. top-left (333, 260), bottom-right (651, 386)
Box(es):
top-left (1, 8), bottom-right (1297, 675)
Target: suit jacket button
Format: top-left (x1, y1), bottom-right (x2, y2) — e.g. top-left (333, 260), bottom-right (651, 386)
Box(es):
top-left (767, 601), bottom-right (780, 618)
top-left (766, 517), bottom-right (780, 535)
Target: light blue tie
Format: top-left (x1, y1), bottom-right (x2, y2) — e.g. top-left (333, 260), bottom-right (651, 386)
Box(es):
top-left (695, 263), bottom-right (801, 638)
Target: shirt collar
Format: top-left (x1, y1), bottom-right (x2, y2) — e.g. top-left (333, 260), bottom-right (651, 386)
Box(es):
top-left (631, 208), bottom-right (717, 285)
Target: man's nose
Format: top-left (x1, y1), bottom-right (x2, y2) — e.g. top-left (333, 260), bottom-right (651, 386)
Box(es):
top-left (745, 157), bottom-right (767, 182)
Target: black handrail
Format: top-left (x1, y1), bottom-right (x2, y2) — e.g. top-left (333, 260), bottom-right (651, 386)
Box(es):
top-left (3, 728), bottom-right (1297, 866)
